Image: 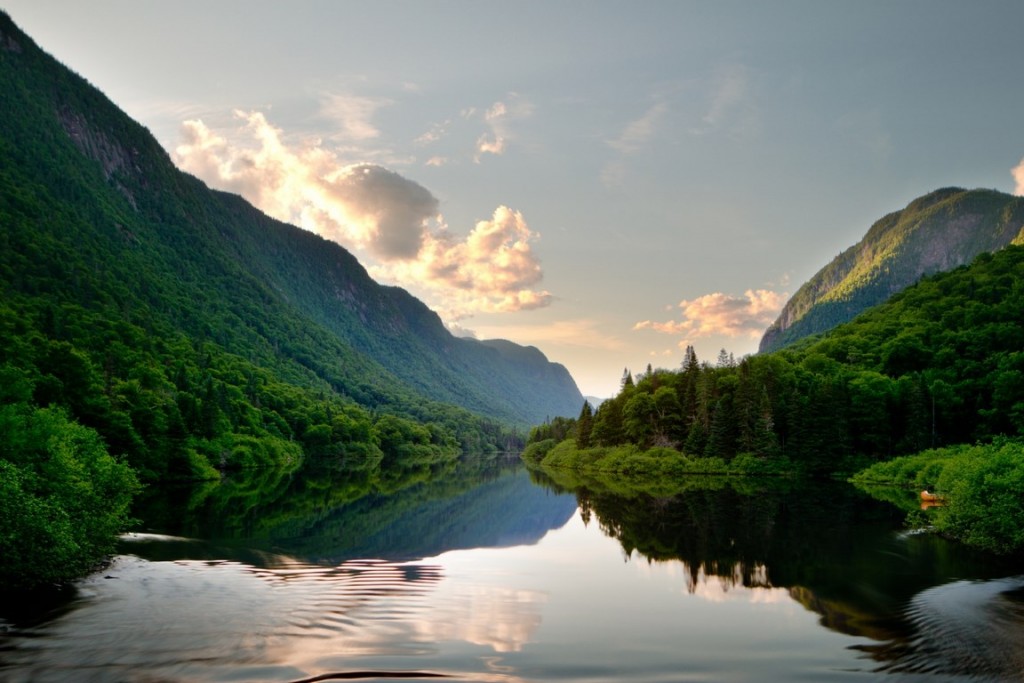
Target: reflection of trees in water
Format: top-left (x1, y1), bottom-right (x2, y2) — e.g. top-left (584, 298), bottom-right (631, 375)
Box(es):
top-left (533, 465), bottom-right (1024, 677)
top-left (541, 471), bottom-right (902, 595)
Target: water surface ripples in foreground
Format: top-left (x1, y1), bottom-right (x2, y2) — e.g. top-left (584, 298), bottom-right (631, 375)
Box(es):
top-left (2, 460), bottom-right (1023, 682)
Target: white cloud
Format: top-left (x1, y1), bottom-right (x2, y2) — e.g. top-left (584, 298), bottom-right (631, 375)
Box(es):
top-left (447, 321), bottom-right (478, 339)
top-left (634, 289), bottom-right (786, 340)
top-left (174, 110), bottom-right (551, 315)
top-left (1013, 157), bottom-right (1024, 196)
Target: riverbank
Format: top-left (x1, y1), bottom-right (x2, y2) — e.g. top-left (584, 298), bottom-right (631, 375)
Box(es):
top-left (850, 439), bottom-right (1024, 554)
top-left (522, 437), bottom-right (839, 478)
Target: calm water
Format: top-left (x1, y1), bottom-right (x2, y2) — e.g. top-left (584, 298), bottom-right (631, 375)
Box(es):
top-left (2, 455), bottom-right (1023, 682)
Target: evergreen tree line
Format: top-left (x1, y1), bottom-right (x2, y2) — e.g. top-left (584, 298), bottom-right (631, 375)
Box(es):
top-left (529, 246), bottom-right (1024, 474)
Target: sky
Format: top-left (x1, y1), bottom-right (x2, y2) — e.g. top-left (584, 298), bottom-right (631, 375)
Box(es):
top-left (5, 1), bottom-right (1024, 398)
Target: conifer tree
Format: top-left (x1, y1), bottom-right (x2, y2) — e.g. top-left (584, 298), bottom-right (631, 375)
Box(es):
top-left (576, 400), bottom-right (594, 449)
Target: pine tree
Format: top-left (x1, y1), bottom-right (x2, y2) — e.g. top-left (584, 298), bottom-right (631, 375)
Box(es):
top-left (576, 400), bottom-right (594, 449)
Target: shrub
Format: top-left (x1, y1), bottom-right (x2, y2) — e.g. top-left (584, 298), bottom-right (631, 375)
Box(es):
top-left (0, 404), bottom-right (140, 588)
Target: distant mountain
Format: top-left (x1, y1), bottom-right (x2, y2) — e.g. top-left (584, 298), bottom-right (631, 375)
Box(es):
top-left (760, 188), bottom-right (1024, 353)
top-left (0, 11), bottom-right (581, 435)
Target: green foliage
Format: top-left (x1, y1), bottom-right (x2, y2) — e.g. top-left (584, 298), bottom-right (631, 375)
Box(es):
top-left (852, 440), bottom-right (1024, 554)
top-left (521, 438), bottom-right (559, 464)
top-left (527, 244), bottom-right (1024, 482)
top-left (0, 11), bottom-right (558, 588)
top-left (0, 9), bottom-right (535, 486)
top-left (530, 438), bottom-right (798, 478)
top-left (0, 403), bottom-right (140, 588)
top-left (761, 187), bottom-right (1024, 353)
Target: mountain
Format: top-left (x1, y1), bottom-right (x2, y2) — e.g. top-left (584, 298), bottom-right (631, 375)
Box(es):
top-left (759, 187), bottom-right (1024, 353)
top-left (0, 11), bottom-right (581, 435)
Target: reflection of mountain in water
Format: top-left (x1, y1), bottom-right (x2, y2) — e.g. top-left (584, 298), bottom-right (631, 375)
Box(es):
top-left (322, 467), bottom-right (577, 562)
top-left (130, 457), bottom-right (577, 565)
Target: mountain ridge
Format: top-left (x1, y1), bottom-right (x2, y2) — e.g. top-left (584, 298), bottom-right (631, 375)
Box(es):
top-left (0, 10), bottom-right (581, 429)
top-left (760, 187), bottom-right (1024, 353)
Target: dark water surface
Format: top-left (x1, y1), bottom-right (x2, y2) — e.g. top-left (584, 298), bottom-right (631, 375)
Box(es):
top-left (2, 455), bottom-right (1022, 682)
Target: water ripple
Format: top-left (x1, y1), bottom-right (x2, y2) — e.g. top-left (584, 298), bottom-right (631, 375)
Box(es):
top-left (861, 576), bottom-right (1024, 681)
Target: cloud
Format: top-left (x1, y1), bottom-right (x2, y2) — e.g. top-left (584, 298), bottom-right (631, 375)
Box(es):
top-left (318, 92), bottom-right (390, 141)
top-left (703, 64), bottom-right (748, 127)
top-left (446, 321), bottom-right (478, 339)
top-left (690, 63), bottom-right (758, 137)
top-left (321, 164), bottom-right (439, 259)
top-left (371, 205), bottom-right (552, 317)
top-left (1013, 157), bottom-right (1024, 196)
top-left (473, 95), bottom-right (533, 162)
top-left (634, 289), bottom-right (786, 340)
top-left (475, 133), bottom-right (506, 158)
top-left (174, 110), bottom-right (551, 315)
top-left (608, 102), bottom-right (668, 154)
top-left (415, 120), bottom-right (450, 146)
top-left (601, 101), bottom-right (668, 188)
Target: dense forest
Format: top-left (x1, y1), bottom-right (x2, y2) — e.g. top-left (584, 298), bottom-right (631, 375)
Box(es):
top-left (0, 11), bottom-right (584, 588)
top-left (527, 244), bottom-right (1024, 479)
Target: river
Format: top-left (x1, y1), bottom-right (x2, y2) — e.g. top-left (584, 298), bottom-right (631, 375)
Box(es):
top-left (1, 455), bottom-right (1022, 682)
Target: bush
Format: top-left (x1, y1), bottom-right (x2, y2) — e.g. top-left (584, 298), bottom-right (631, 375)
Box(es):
top-left (852, 440), bottom-right (1024, 554)
top-left (0, 404), bottom-right (140, 588)
top-left (521, 438), bottom-right (558, 463)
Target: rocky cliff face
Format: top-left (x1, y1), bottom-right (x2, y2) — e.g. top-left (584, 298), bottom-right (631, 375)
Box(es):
top-left (760, 188), bottom-right (1024, 353)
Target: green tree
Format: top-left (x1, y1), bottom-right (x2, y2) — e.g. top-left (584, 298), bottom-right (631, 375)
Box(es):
top-left (0, 404), bottom-right (140, 589)
top-left (623, 392), bottom-right (656, 447)
top-left (576, 400), bottom-right (594, 449)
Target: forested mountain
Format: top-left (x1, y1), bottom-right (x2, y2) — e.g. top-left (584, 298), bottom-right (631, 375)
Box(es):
top-left (759, 188), bottom-right (1024, 353)
top-left (0, 11), bottom-right (580, 444)
top-left (528, 243), bottom-right (1024, 475)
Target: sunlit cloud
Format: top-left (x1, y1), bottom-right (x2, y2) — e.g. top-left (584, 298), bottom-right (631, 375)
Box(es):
top-left (412, 585), bottom-right (545, 653)
top-left (370, 205), bottom-right (551, 318)
top-left (1013, 157), bottom-right (1024, 196)
top-left (476, 132), bottom-right (506, 158)
top-left (473, 95), bottom-right (533, 162)
top-left (634, 289), bottom-right (786, 340)
top-left (415, 120), bottom-right (450, 146)
top-left (174, 110), bottom-right (551, 315)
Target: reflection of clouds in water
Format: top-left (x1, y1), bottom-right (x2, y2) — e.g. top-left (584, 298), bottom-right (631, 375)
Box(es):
top-left (411, 584), bottom-right (545, 653)
top-left (0, 553), bottom-right (545, 683)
